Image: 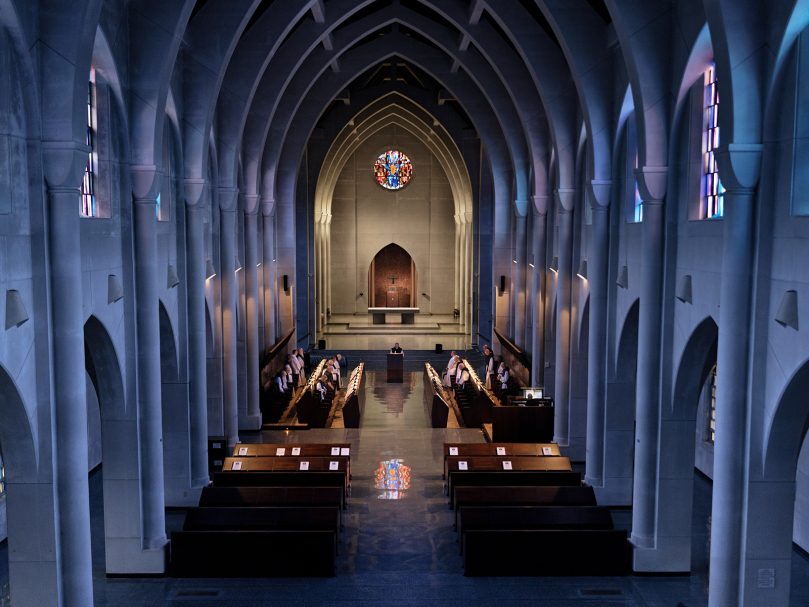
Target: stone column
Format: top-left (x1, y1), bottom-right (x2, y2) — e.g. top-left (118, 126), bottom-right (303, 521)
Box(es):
top-left (43, 142), bottom-right (93, 606)
top-left (553, 189), bottom-right (575, 445)
top-left (131, 165), bottom-right (167, 550)
top-left (184, 179), bottom-right (209, 486)
top-left (513, 207), bottom-right (528, 345)
top-left (631, 167), bottom-right (667, 558)
top-left (585, 181), bottom-right (611, 487)
top-left (243, 197), bottom-right (262, 429)
top-left (218, 188), bottom-right (240, 447)
top-left (261, 197), bottom-right (276, 346)
top-left (709, 145), bottom-right (761, 607)
top-left (529, 196), bottom-right (549, 386)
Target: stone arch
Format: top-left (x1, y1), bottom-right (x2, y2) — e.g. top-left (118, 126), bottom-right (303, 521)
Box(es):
top-left (653, 315), bottom-right (719, 572)
top-left (600, 299), bottom-right (639, 504)
top-left (0, 364), bottom-right (37, 481)
top-left (83, 315), bottom-right (152, 573)
top-left (158, 300), bottom-right (179, 383)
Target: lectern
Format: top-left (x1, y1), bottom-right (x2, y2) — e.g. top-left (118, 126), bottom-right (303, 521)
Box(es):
top-left (387, 353), bottom-right (404, 382)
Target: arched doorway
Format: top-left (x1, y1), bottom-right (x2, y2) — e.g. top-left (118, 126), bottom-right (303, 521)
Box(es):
top-left (601, 299), bottom-right (639, 504)
top-left (369, 243), bottom-right (417, 308)
top-left (654, 316), bottom-right (718, 572)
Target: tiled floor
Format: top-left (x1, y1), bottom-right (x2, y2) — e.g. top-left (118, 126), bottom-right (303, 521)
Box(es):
top-left (1, 369), bottom-right (808, 605)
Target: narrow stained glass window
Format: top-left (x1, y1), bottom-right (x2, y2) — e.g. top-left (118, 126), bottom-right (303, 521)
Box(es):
top-left (374, 149), bottom-right (413, 190)
top-left (633, 151), bottom-right (643, 222)
top-left (707, 364), bottom-right (717, 444)
top-left (701, 65), bottom-right (724, 219)
top-left (81, 67), bottom-right (97, 217)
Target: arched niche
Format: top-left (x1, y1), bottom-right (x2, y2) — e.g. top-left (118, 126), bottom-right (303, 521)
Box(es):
top-left (369, 243), bottom-right (416, 308)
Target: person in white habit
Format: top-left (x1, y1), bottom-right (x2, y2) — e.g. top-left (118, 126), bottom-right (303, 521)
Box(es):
top-left (496, 361), bottom-right (510, 391)
top-left (455, 362), bottom-right (470, 390)
top-left (444, 350), bottom-right (460, 387)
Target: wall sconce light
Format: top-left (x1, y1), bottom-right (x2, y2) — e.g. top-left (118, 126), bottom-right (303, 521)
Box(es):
top-left (421, 292), bottom-right (431, 301)
top-left (257, 262), bottom-right (262, 268)
top-left (616, 265), bottom-right (629, 289)
top-left (5, 289), bottom-right (29, 329)
top-left (528, 254), bottom-right (535, 269)
top-left (206, 259), bottom-right (216, 280)
top-left (775, 289), bottom-right (799, 330)
top-left (548, 256), bottom-right (559, 273)
top-left (167, 264), bottom-right (180, 289)
top-left (576, 259), bottom-right (588, 280)
top-left (235, 256), bottom-right (243, 272)
top-left (512, 258), bottom-right (517, 264)
top-left (107, 274), bottom-right (124, 304)
top-left (675, 274), bottom-right (693, 304)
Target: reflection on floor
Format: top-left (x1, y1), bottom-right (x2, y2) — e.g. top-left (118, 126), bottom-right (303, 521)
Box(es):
top-left (0, 370), bottom-right (807, 605)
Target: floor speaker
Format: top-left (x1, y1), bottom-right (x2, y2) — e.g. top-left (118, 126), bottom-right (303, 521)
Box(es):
top-left (435, 343), bottom-right (443, 353)
top-left (318, 339), bottom-right (326, 350)
top-left (500, 275), bottom-right (506, 293)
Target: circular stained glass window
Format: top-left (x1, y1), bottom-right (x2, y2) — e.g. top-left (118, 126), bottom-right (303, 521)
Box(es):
top-left (374, 149), bottom-right (413, 190)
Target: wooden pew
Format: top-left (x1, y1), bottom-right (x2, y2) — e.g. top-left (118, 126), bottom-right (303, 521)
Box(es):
top-left (423, 363), bottom-right (454, 427)
top-left (454, 359), bottom-right (500, 427)
top-left (170, 529), bottom-right (336, 577)
top-left (183, 506), bottom-right (340, 533)
top-left (342, 363), bottom-right (365, 428)
top-left (199, 486), bottom-right (343, 510)
top-left (232, 443), bottom-right (351, 458)
top-left (443, 442), bottom-right (561, 478)
top-left (462, 528), bottom-right (631, 576)
top-left (222, 455), bottom-right (350, 493)
top-left (448, 470), bottom-right (582, 508)
top-left (490, 403), bottom-right (554, 443)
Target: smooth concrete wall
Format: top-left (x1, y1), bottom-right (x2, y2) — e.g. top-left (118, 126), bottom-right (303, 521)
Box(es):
top-left (329, 125), bottom-right (456, 317)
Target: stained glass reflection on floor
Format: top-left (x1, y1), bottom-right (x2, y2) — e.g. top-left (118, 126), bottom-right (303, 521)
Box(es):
top-left (374, 458), bottom-right (411, 500)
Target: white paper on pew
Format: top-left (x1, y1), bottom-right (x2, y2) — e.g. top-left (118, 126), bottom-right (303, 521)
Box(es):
top-left (299, 461), bottom-right (309, 470)
top-left (502, 460), bottom-right (512, 470)
top-left (331, 447), bottom-right (340, 456)
top-left (496, 447), bottom-right (506, 455)
top-left (458, 461), bottom-right (468, 470)
top-left (276, 447), bottom-right (286, 456)
top-left (542, 447), bottom-right (553, 455)
top-left (340, 447), bottom-right (350, 456)
top-left (449, 447), bottom-right (459, 456)
top-left (291, 447), bottom-right (301, 456)
top-left (237, 447), bottom-right (248, 456)
top-left (231, 461), bottom-right (242, 470)
top-left (329, 461), bottom-right (339, 470)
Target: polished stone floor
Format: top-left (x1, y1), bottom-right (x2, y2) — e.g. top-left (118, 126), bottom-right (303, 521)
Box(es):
top-left (1, 369), bottom-right (809, 605)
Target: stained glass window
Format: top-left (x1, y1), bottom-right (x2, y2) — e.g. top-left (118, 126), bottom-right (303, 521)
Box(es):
top-left (81, 67), bottom-right (98, 217)
top-left (374, 149), bottom-right (412, 190)
top-left (701, 65), bottom-right (724, 219)
top-left (706, 364), bottom-right (717, 443)
top-left (633, 151), bottom-right (643, 222)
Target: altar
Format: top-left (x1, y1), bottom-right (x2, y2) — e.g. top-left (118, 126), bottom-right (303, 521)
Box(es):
top-left (368, 307), bottom-right (419, 325)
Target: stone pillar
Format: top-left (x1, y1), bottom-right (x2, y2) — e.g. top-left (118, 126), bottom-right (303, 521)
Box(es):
top-left (529, 196), bottom-right (549, 386)
top-left (709, 145), bottom-right (761, 607)
top-left (243, 198), bottom-right (262, 429)
top-left (218, 188), bottom-right (240, 447)
top-left (131, 166), bottom-right (168, 551)
top-left (631, 167), bottom-right (667, 561)
top-left (184, 179), bottom-right (209, 486)
top-left (261, 198), bottom-right (276, 346)
top-left (553, 189), bottom-right (575, 445)
top-left (513, 207), bottom-right (528, 345)
top-left (43, 142), bottom-right (93, 606)
top-left (585, 182), bottom-right (611, 487)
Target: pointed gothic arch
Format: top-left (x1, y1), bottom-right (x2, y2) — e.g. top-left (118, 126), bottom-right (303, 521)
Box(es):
top-left (368, 243), bottom-right (417, 308)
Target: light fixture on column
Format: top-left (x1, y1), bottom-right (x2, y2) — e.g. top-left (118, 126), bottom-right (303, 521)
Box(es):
top-left (548, 256), bottom-right (559, 273)
top-left (206, 259), bottom-right (216, 280)
top-left (167, 263), bottom-right (179, 289)
top-left (512, 258), bottom-right (517, 264)
top-left (576, 259), bottom-right (588, 280)
top-left (235, 256), bottom-right (243, 272)
top-left (528, 254), bottom-right (535, 268)
top-left (616, 265), bottom-right (629, 289)
top-left (5, 289), bottom-right (28, 329)
top-left (774, 289), bottom-right (798, 330)
top-left (675, 274), bottom-right (692, 304)
top-left (107, 274), bottom-right (124, 304)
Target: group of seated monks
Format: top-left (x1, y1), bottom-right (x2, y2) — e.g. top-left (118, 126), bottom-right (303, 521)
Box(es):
top-left (314, 353), bottom-right (347, 404)
top-left (442, 346), bottom-right (515, 395)
top-left (260, 348), bottom-right (309, 421)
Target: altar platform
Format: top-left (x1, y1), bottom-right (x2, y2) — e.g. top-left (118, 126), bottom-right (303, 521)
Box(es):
top-left (320, 312), bottom-right (469, 350)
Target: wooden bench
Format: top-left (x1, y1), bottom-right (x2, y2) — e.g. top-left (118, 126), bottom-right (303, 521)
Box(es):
top-left (443, 443), bottom-right (561, 478)
top-left (448, 470), bottom-right (582, 508)
top-left (183, 506), bottom-right (340, 532)
top-left (213, 471), bottom-right (348, 508)
top-left (462, 528), bottom-right (630, 576)
top-left (170, 529), bottom-right (336, 577)
top-left (342, 363), bottom-right (365, 428)
top-left (199, 486), bottom-right (343, 510)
